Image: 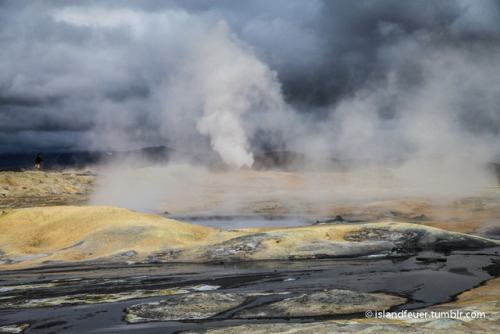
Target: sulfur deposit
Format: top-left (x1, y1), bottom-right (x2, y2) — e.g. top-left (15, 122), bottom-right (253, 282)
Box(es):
top-left (1, 206), bottom-right (498, 268)
top-left (0, 206), bottom-right (219, 266)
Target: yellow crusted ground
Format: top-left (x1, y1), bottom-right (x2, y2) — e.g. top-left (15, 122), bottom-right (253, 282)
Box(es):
top-left (0, 206), bottom-right (221, 265)
top-left (0, 206), bottom-right (348, 266)
top-left (1, 206), bottom-right (497, 269)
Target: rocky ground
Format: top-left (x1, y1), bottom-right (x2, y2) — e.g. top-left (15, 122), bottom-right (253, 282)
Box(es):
top-left (0, 170), bottom-right (499, 333)
top-left (0, 171), bottom-right (95, 209)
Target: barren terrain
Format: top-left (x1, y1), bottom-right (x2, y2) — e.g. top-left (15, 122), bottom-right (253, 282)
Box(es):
top-left (0, 169), bottom-right (499, 333)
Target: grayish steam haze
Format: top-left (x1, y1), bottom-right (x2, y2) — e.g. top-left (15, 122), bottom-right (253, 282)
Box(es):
top-left (2, 1), bottom-right (500, 212)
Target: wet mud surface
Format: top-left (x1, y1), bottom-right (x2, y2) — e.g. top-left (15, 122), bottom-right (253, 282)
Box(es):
top-left (1, 246), bottom-right (498, 334)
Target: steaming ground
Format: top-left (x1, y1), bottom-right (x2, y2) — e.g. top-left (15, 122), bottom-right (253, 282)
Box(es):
top-left (1, 167), bottom-right (500, 333)
top-left (90, 160), bottom-right (497, 231)
top-left (1, 161), bottom-right (498, 234)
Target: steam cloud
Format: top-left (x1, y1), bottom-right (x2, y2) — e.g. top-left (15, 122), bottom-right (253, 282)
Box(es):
top-left (1, 1), bottom-right (500, 161)
top-left (1, 1), bottom-right (500, 189)
top-left (192, 22), bottom-right (285, 168)
top-left (48, 6), bottom-right (285, 168)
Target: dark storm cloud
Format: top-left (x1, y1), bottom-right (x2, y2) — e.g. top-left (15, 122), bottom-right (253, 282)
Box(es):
top-left (0, 0), bottom-right (499, 164)
top-left (229, 0), bottom-right (500, 108)
top-left (0, 95), bottom-right (63, 108)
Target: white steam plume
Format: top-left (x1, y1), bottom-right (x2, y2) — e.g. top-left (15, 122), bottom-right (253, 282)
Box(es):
top-left (193, 22), bottom-right (285, 168)
top-left (49, 8), bottom-right (286, 167)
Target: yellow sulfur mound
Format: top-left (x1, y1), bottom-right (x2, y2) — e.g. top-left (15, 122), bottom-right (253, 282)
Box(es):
top-left (1, 206), bottom-right (498, 269)
top-left (0, 206), bottom-right (220, 264)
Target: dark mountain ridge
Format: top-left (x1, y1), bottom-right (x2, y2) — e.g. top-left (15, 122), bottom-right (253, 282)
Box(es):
top-left (0, 146), bottom-right (177, 170)
top-left (2, 148), bottom-right (499, 185)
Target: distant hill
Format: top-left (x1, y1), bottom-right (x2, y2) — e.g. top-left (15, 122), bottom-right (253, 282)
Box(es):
top-left (0, 151), bottom-right (105, 170)
top-left (252, 150), bottom-right (402, 172)
top-left (3, 148), bottom-right (499, 185)
top-left (0, 146), bottom-right (177, 170)
top-left (488, 162), bottom-right (500, 184)
top-left (253, 151), bottom-right (500, 185)
top-left (253, 151), bottom-right (309, 171)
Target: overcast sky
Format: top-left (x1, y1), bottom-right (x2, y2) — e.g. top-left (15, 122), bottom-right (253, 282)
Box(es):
top-left (1, 0), bottom-right (500, 165)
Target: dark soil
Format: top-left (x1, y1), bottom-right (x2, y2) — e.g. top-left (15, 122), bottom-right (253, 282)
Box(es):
top-left (1, 246), bottom-right (498, 334)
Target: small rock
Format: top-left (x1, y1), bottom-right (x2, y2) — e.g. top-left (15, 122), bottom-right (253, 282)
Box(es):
top-left (314, 215), bottom-right (345, 225)
top-left (410, 214), bottom-right (432, 222)
top-left (235, 289), bottom-right (406, 318)
top-left (0, 324), bottom-right (30, 333)
top-left (147, 249), bottom-right (183, 263)
top-left (114, 250), bottom-right (138, 260)
top-left (125, 292), bottom-right (250, 323)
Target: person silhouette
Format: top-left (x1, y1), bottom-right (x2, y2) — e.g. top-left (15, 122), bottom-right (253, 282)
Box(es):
top-left (35, 154), bottom-right (42, 170)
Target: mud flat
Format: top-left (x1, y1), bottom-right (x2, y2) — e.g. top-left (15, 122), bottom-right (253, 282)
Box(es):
top-left (0, 248), bottom-right (498, 333)
top-left (0, 247), bottom-right (500, 333)
top-left (177, 277), bottom-right (500, 334)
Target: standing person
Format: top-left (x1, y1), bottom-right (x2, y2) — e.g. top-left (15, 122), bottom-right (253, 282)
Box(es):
top-left (35, 154), bottom-right (42, 170)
